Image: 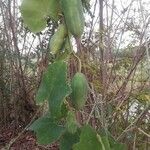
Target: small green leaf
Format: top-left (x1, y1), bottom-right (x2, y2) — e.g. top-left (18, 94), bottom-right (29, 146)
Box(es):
top-left (56, 37), bottom-right (73, 61)
top-left (60, 131), bottom-right (80, 150)
top-left (63, 36), bottom-right (73, 54)
top-left (101, 136), bottom-right (111, 150)
top-left (20, 0), bottom-right (61, 33)
top-left (73, 125), bottom-right (103, 150)
top-left (111, 143), bottom-right (127, 150)
top-left (36, 61), bottom-right (71, 118)
top-left (66, 111), bottom-right (78, 134)
top-left (99, 129), bottom-right (127, 150)
top-left (28, 116), bottom-right (65, 145)
top-left (109, 136), bottom-right (127, 150)
top-left (60, 100), bottom-right (69, 118)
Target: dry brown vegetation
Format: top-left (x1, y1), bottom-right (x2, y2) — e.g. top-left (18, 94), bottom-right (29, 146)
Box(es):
top-left (0, 0), bottom-right (150, 149)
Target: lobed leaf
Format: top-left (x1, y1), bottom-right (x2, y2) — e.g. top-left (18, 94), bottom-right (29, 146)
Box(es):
top-left (28, 116), bottom-right (65, 145)
top-left (60, 131), bottom-right (80, 150)
top-left (20, 0), bottom-right (61, 33)
top-left (36, 60), bottom-right (71, 118)
top-left (72, 125), bottom-right (103, 150)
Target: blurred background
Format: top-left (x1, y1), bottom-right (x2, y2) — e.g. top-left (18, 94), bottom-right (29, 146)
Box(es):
top-left (0, 0), bottom-right (150, 149)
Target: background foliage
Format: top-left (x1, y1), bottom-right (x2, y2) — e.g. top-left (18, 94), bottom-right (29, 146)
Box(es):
top-left (0, 0), bottom-right (150, 149)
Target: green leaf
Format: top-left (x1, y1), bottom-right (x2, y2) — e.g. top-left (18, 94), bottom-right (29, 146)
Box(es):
top-left (60, 131), bottom-right (80, 150)
top-left (28, 116), bottom-right (65, 145)
top-left (66, 111), bottom-right (78, 134)
top-left (20, 0), bottom-right (61, 33)
top-left (56, 36), bottom-right (73, 61)
top-left (99, 129), bottom-right (127, 150)
top-left (101, 136), bottom-right (111, 150)
top-left (60, 100), bottom-right (69, 119)
top-left (73, 125), bottom-right (103, 150)
top-left (108, 136), bottom-right (127, 150)
top-left (36, 61), bottom-right (71, 118)
top-left (111, 143), bottom-right (127, 150)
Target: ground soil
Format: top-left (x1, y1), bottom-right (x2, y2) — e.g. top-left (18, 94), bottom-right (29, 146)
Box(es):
top-left (0, 124), bottom-right (59, 150)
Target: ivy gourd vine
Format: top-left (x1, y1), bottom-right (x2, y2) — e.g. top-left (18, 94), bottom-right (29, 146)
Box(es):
top-left (20, 0), bottom-right (127, 149)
